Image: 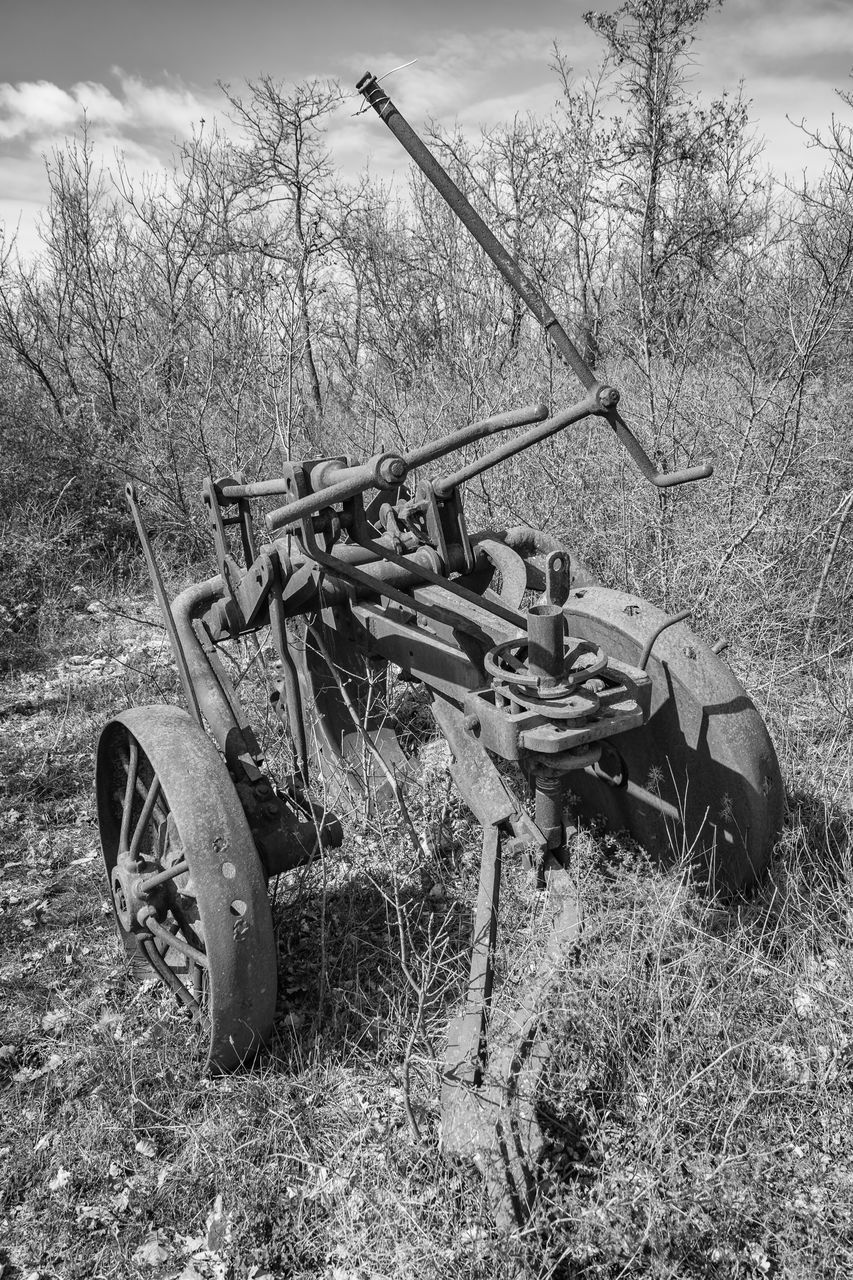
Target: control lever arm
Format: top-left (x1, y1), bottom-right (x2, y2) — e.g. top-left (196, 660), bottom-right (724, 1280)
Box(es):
top-left (357, 71), bottom-right (712, 490)
top-left (261, 405), bottom-right (550, 531)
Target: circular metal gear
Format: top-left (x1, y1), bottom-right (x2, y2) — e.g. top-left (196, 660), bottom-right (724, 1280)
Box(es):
top-left (96, 704), bottom-right (277, 1071)
top-left (563, 587), bottom-right (784, 893)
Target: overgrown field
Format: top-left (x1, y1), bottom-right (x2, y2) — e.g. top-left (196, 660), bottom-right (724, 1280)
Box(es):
top-left (2, 0), bottom-right (853, 1273)
top-left (0, 576), bottom-right (851, 1279)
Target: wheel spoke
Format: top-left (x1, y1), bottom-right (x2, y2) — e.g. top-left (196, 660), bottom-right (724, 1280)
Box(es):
top-left (191, 961), bottom-right (205, 1003)
top-left (129, 774), bottom-right (162, 860)
top-left (168, 897), bottom-right (205, 954)
top-left (145, 916), bottom-right (209, 969)
top-left (138, 859), bottom-right (189, 892)
top-left (140, 939), bottom-right (209, 1024)
top-left (98, 707), bottom-right (278, 1071)
top-left (119, 739), bottom-right (139, 854)
top-left (134, 772), bottom-right (168, 822)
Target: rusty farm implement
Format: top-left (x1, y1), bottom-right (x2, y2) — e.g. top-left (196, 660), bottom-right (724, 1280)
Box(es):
top-left (96, 75), bottom-right (784, 1222)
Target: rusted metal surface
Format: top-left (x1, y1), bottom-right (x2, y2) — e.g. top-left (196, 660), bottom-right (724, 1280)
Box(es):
top-left (564, 586), bottom-right (784, 892)
top-left (96, 706), bottom-right (277, 1072)
top-left (100, 77), bottom-right (786, 1233)
top-left (125, 483), bottom-right (203, 726)
top-left (442, 864), bottom-right (584, 1228)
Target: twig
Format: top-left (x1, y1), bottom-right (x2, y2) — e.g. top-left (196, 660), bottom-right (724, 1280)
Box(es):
top-left (308, 622), bottom-right (430, 1140)
top-left (89, 600), bottom-right (166, 631)
top-left (26, 687), bottom-right (72, 786)
top-left (391, 869), bottom-right (426, 1144)
top-left (306, 624), bottom-right (428, 859)
top-left (754, 635), bottom-right (853, 691)
top-left (805, 488), bottom-right (853, 649)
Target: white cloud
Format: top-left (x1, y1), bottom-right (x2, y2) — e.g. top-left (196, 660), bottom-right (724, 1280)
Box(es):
top-left (0, 69), bottom-right (214, 144)
top-left (115, 71), bottom-right (213, 136)
top-left (329, 25), bottom-right (586, 191)
top-left (0, 70), bottom-right (222, 258)
top-left (0, 80), bottom-right (82, 140)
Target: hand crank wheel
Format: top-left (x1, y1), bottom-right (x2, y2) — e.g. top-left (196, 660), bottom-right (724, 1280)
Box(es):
top-left (96, 704), bottom-right (277, 1071)
top-left (563, 587), bottom-right (784, 893)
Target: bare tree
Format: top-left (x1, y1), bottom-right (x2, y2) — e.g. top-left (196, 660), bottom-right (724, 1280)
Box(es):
top-left (222, 77), bottom-right (342, 428)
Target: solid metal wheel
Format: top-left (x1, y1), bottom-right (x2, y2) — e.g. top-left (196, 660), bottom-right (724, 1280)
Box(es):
top-left (563, 587), bottom-right (784, 893)
top-left (96, 704), bottom-right (277, 1071)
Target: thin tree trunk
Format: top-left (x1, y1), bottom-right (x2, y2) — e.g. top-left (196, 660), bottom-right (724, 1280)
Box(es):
top-left (805, 488), bottom-right (853, 649)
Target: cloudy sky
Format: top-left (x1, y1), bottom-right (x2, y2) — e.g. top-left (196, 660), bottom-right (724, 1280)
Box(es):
top-left (1, 0), bottom-right (850, 258)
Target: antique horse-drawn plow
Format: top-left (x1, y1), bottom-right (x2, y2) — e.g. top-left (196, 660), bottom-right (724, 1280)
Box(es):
top-left (96, 76), bottom-right (784, 1220)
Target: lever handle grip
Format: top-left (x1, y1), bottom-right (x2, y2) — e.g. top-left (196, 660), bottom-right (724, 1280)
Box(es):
top-left (605, 407), bottom-right (713, 488)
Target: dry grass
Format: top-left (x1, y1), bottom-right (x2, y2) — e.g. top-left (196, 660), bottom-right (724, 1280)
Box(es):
top-left (0, 588), bottom-right (851, 1279)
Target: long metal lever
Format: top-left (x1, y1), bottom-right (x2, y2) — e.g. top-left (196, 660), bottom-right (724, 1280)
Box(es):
top-left (357, 72), bottom-right (713, 491)
top-left (125, 483), bottom-right (203, 725)
top-left (434, 395), bottom-right (598, 497)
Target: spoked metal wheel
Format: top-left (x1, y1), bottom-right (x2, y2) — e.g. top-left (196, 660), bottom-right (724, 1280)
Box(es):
top-left (96, 704), bottom-right (277, 1072)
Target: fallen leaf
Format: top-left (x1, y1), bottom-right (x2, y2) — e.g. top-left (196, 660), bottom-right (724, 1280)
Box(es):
top-left (13, 1066), bottom-right (47, 1085)
top-left (205, 1192), bottom-right (231, 1251)
top-left (76, 1202), bottom-right (112, 1229)
top-left (49, 1166), bottom-right (71, 1191)
top-left (96, 1009), bottom-right (122, 1032)
top-left (176, 1265), bottom-right (207, 1280)
top-left (459, 1225), bottom-right (490, 1247)
top-left (132, 1233), bottom-right (171, 1267)
top-left (111, 1184), bottom-right (132, 1214)
top-left (135, 1138), bottom-right (157, 1159)
top-left (68, 851), bottom-right (97, 866)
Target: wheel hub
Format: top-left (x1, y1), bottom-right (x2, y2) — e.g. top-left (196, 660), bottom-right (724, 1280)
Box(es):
top-left (110, 860), bottom-right (147, 932)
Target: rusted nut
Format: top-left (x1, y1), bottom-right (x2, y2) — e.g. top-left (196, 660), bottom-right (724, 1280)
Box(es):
top-left (462, 713), bottom-right (480, 735)
top-left (377, 454), bottom-right (408, 485)
top-left (596, 384), bottom-right (620, 410)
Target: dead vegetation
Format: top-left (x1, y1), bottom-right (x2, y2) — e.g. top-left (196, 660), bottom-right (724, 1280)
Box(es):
top-left (0, 583), bottom-right (850, 1279)
top-left (1, 1), bottom-right (853, 1274)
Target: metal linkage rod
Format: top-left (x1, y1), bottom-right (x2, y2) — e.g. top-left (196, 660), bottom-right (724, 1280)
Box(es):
top-left (265, 453), bottom-right (406, 532)
top-left (404, 402), bottom-right (548, 470)
top-left (218, 404), bottom-right (546, 515)
top-left (433, 395), bottom-right (598, 497)
top-left (262, 406), bottom-right (551, 531)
